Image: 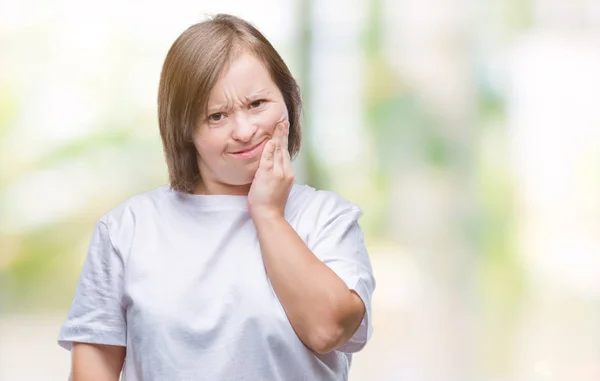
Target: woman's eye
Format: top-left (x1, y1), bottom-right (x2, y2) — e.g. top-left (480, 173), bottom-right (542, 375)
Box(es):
top-left (208, 113), bottom-right (225, 122)
top-left (249, 99), bottom-right (266, 109)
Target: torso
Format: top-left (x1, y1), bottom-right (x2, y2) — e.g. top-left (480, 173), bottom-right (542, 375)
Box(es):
top-left (112, 185), bottom-right (349, 381)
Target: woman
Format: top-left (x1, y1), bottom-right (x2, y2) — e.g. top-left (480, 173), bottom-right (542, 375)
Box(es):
top-left (58, 13), bottom-right (375, 381)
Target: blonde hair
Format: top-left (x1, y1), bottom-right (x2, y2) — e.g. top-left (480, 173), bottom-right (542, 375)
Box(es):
top-left (158, 14), bottom-right (302, 193)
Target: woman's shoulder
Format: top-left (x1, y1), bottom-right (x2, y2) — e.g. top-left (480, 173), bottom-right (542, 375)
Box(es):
top-left (98, 185), bottom-right (170, 227)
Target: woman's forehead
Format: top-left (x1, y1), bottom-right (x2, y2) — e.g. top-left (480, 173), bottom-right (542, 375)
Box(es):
top-left (207, 54), bottom-right (278, 105)
top-left (216, 53), bottom-right (273, 88)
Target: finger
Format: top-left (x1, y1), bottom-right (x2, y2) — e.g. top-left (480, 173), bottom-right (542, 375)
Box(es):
top-left (259, 140), bottom-right (276, 171)
top-left (277, 122), bottom-right (286, 167)
top-left (273, 122), bottom-right (284, 138)
top-left (282, 122), bottom-right (293, 176)
top-left (273, 122), bottom-right (284, 167)
top-left (282, 120), bottom-right (289, 153)
top-left (273, 137), bottom-right (284, 177)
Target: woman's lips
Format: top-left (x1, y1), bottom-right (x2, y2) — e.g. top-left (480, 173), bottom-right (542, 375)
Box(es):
top-left (230, 139), bottom-right (268, 159)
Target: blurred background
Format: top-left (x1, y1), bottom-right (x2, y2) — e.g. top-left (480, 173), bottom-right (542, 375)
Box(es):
top-left (1, 0), bottom-right (600, 380)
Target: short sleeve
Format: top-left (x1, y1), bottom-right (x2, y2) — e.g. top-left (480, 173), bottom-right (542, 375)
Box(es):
top-left (58, 218), bottom-right (127, 350)
top-left (308, 198), bottom-right (376, 353)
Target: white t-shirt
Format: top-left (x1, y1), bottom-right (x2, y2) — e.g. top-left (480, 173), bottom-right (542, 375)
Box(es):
top-left (58, 183), bottom-right (375, 381)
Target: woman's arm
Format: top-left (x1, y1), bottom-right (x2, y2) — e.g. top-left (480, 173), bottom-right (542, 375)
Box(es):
top-left (248, 121), bottom-right (366, 354)
top-left (71, 342), bottom-right (125, 381)
top-left (254, 214), bottom-right (366, 354)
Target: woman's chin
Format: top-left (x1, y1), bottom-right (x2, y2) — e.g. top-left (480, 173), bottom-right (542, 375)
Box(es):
top-left (243, 163), bottom-right (260, 180)
top-left (225, 168), bottom-right (259, 186)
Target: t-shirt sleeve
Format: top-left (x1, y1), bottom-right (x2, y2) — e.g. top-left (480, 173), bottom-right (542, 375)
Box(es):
top-left (58, 217), bottom-right (127, 350)
top-left (308, 195), bottom-right (376, 353)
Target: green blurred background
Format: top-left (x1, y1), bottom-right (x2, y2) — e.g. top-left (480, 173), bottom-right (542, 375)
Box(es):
top-left (1, 0), bottom-right (600, 380)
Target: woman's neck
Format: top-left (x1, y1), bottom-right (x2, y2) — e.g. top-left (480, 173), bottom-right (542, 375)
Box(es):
top-left (194, 181), bottom-right (251, 196)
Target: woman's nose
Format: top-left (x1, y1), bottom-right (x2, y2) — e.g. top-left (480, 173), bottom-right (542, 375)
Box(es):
top-left (231, 114), bottom-right (257, 142)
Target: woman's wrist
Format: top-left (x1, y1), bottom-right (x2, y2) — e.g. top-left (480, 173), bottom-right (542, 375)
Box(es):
top-left (251, 209), bottom-right (286, 228)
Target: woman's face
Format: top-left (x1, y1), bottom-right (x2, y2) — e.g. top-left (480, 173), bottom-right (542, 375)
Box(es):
top-left (192, 51), bottom-right (288, 194)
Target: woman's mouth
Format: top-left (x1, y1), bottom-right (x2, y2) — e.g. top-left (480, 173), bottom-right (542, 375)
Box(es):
top-left (230, 139), bottom-right (268, 160)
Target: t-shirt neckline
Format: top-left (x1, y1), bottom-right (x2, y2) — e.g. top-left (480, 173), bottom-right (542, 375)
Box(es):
top-left (166, 186), bottom-right (249, 211)
top-left (165, 184), bottom-right (300, 212)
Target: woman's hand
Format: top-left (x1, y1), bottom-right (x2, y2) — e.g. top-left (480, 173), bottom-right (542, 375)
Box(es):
top-left (248, 120), bottom-right (294, 221)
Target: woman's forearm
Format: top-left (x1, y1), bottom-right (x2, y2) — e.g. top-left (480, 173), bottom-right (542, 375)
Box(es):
top-left (253, 214), bottom-right (365, 354)
top-left (72, 343), bottom-right (125, 381)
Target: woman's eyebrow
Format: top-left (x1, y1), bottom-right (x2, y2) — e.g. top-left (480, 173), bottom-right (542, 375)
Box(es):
top-left (207, 102), bottom-right (230, 113)
top-left (244, 89), bottom-right (270, 101)
top-left (207, 90), bottom-right (270, 113)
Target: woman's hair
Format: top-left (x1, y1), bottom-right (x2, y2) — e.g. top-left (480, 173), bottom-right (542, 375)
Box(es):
top-left (158, 14), bottom-right (302, 194)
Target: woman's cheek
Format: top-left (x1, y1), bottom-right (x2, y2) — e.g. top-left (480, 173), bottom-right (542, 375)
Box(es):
top-left (281, 105), bottom-right (289, 122)
top-left (252, 107), bottom-right (279, 130)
